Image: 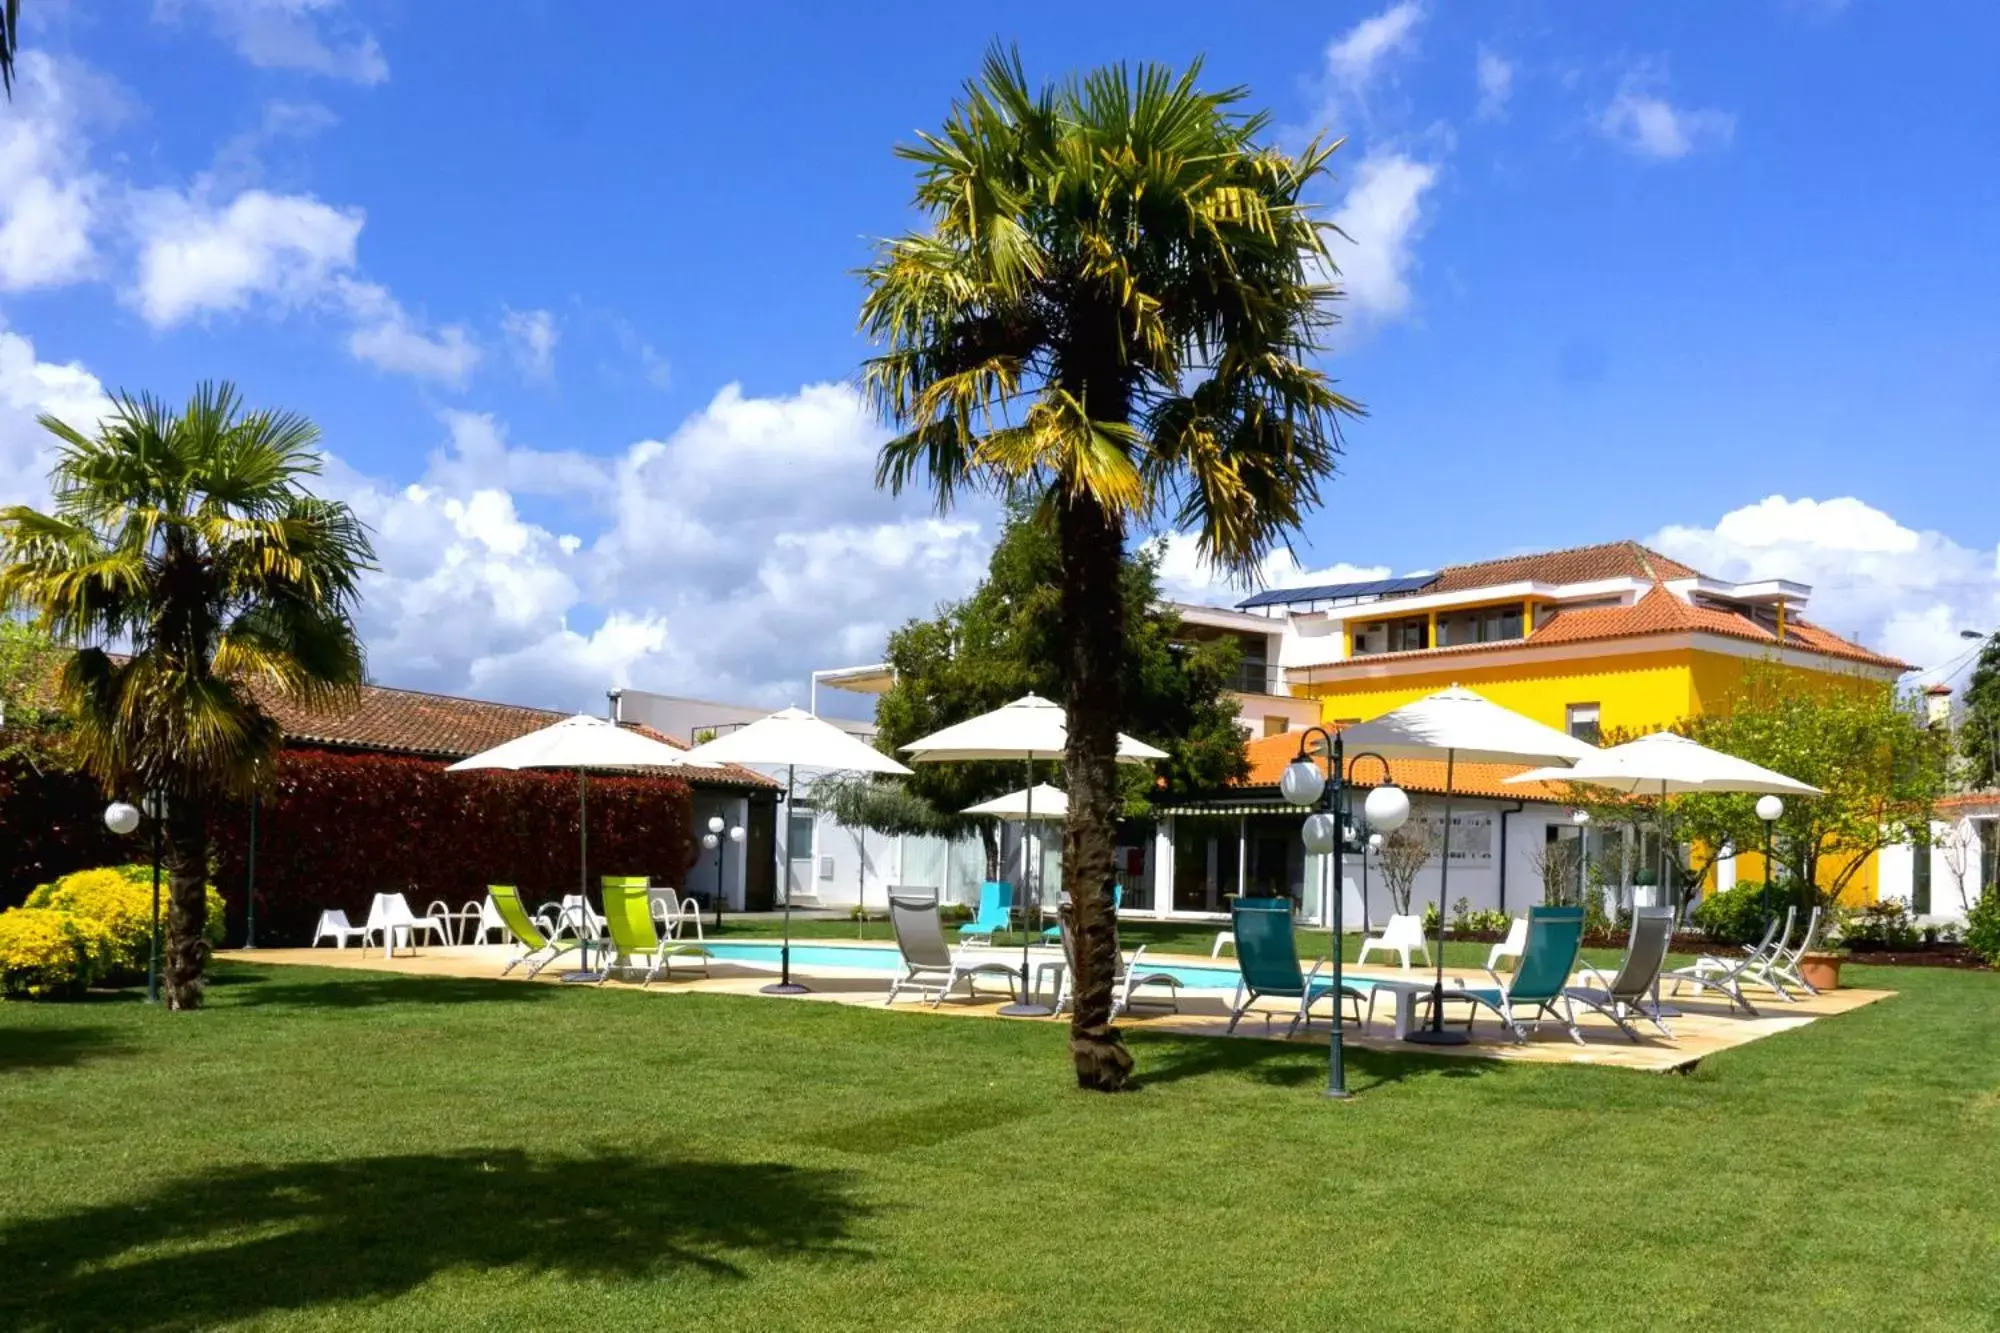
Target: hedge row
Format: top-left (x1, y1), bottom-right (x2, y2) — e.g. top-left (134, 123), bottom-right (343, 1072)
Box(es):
top-left (209, 748), bottom-right (698, 946)
top-left (0, 746), bottom-right (697, 947)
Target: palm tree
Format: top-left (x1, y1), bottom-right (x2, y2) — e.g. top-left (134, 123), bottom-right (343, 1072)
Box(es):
top-left (0, 383), bottom-right (373, 1009)
top-left (2, 1), bottom-right (20, 99)
top-left (861, 49), bottom-right (1360, 1090)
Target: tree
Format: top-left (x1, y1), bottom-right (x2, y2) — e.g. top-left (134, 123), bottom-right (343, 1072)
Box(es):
top-left (1375, 821), bottom-right (1435, 916)
top-left (810, 773), bottom-right (967, 927)
top-left (0, 383), bottom-right (374, 1009)
top-left (1960, 633), bottom-right (2000, 790)
top-left (2, 1), bottom-right (18, 99)
top-left (1528, 834), bottom-right (1585, 908)
top-left (861, 50), bottom-right (1355, 1091)
top-left (1677, 666), bottom-right (1949, 912)
top-left (873, 505), bottom-right (1248, 878)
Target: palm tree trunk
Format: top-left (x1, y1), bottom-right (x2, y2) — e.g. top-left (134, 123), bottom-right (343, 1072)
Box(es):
top-left (1059, 493), bottom-right (1133, 1092)
top-left (163, 794), bottom-right (211, 1011)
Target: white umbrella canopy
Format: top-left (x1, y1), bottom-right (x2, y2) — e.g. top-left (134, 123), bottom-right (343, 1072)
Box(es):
top-left (448, 714), bottom-right (716, 982)
top-left (681, 707), bottom-right (909, 997)
top-left (446, 714), bottom-right (719, 773)
top-left (962, 783), bottom-right (1069, 820)
top-left (899, 694), bottom-right (1168, 764)
top-left (681, 707), bottom-right (912, 775)
top-left (1504, 731), bottom-right (1822, 796)
top-left (1336, 685), bottom-right (1599, 766)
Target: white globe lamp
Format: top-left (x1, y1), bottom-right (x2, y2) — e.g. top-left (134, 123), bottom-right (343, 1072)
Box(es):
top-left (1362, 784), bottom-right (1410, 833)
top-left (1279, 759), bottom-right (1326, 808)
top-left (104, 802), bottom-right (141, 836)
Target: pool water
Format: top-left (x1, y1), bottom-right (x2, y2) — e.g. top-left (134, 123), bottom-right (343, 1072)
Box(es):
top-left (698, 940), bottom-right (1499, 1000)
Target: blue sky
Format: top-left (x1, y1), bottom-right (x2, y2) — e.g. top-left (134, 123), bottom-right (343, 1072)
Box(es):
top-left (1, 1), bottom-right (1995, 715)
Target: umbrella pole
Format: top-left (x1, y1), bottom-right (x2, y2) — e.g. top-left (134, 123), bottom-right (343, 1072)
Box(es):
top-left (558, 768), bottom-right (606, 983)
top-left (1409, 748), bottom-right (1469, 1046)
top-left (763, 763), bottom-right (809, 995)
top-left (999, 755), bottom-right (1053, 1018)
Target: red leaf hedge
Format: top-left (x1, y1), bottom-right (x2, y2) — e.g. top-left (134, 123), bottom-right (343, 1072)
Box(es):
top-left (207, 748), bottom-right (698, 945)
top-left (0, 758), bottom-right (132, 909)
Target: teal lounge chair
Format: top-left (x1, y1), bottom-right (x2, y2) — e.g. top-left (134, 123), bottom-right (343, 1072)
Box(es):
top-left (489, 884), bottom-right (582, 979)
top-left (958, 881), bottom-right (1014, 944)
top-left (1224, 897), bottom-right (1365, 1037)
top-left (600, 879), bottom-right (710, 986)
top-left (1043, 884), bottom-right (1121, 943)
top-left (1429, 904), bottom-right (1588, 1044)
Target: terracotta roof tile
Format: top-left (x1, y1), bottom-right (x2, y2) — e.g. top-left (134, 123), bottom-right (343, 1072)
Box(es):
top-left (1428, 540), bottom-right (1699, 594)
top-left (247, 681), bottom-right (780, 789)
top-left (1235, 729), bottom-right (1570, 804)
top-left (1525, 587), bottom-right (1910, 671)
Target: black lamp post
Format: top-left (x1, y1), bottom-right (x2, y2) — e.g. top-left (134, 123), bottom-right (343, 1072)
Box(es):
top-left (703, 814), bottom-right (745, 931)
top-left (1280, 726), bottom-right (1409, 1099)
top-left (1757, 795), bottom-right (1784, 923)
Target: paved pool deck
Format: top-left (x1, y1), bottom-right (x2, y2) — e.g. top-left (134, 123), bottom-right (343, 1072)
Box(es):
top-left (218, 940), bottom-right (1893, 1074)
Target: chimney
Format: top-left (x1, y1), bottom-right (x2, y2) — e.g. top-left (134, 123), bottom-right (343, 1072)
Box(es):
top-left (1923, 683), bottom-right (1952, 729)
top-left (606, 688), bottom-right (624, 724)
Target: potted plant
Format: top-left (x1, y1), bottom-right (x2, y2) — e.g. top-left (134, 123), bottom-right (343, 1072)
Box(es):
top-left (1800, 905), bottom-right (1851, 990)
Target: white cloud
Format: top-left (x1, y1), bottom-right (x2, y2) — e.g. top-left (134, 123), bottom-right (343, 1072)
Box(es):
top-left (0, 324), bottom-right (116, 508)
top-left (1321, 2), bottom-right (1424, 115)
top-left (500, 307), bottom-right (559, 382)
top-left (325, 381), bottom-right (998, 711)
top-left (342, 287), bottom-right (481, 385)
top-left (1650, 496), bottom-right (2000, 675)
top-left (159, 0), bottom-right (389, 85)
top-left (1475, 48), bottom-right (1514, 120)
top-left (0, 54), bottom-right (110, 292)
top-left (128, 188), bottom-right (363, 325)
top-left (1326, 151), bottom-right (1438, 324)
top-left (1598, 71), bottom-right (1735, 159)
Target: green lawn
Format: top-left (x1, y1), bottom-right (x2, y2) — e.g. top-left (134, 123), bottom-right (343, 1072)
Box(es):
top-left (3, 960), bottom-right (1996, 1331)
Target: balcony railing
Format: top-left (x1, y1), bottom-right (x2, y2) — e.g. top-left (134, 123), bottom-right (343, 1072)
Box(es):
top-left (1225, 664), bottom-right (1286, 696)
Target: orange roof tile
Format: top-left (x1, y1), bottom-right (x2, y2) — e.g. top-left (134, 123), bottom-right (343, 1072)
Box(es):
top-left (1428, 540), bottom-right (1698, 594)
top-left (1236, 730), bottom-right (1570, 804)
top-left (1525, 587), bottom-right (1910, 670)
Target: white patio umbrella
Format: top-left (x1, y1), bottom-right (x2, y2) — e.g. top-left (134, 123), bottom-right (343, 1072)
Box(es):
top-left (449, 714), bottom-right (718, 981)
top-left (961, 783), bottom-right (1069, 820)
top-left (1506, 730), bottom-right (1822, 926)
top-left (683, 707), bottom-right (912, 994)
top-left (1336, 685), bottom-right (1598, 1045)
top-left (904, 695), bottom-right (1167, 1017)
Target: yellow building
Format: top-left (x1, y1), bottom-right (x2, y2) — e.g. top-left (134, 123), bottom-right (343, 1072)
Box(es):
top-left (1206, 541), bottom-right (1910, 901)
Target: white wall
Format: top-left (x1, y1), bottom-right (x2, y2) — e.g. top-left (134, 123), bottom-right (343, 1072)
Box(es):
top-left (1876, 817), bottom-right (1986, 924)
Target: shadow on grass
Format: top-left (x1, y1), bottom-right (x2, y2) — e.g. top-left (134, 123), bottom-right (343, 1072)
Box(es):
top-left (1129, 1028), bottom-right (1491, 1094)
top-left (210, 966), bottom-right (558, 1010)
top-left (0, 1149), bottom-right (871, 1332)
top-left (0, 1025), bottom-right (133, 1073)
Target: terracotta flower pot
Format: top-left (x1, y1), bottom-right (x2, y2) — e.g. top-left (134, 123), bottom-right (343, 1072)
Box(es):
top-left (1799, 951), bottom-right (1843, 991)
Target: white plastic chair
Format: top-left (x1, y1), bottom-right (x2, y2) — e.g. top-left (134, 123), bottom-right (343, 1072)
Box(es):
top-left (1485, 916), bottom-right (1530, 972)
top-left (1210, 931), bottom-right (1235, 958)
top-left (311, 909), bottom-right (366, 949)
top-left (1356, 913), bottom-right (1430, 970)
top-left (361, 892), bottom-right (448, 957)
top-left (466, 896), bottom-right (507, 944)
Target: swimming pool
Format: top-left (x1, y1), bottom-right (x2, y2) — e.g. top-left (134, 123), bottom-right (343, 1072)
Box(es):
top-left (698, 940), bottom-right (1497, 999)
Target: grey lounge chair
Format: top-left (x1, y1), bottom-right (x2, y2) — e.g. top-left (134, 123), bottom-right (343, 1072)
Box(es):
top-left (1745, 905), bottom-right (1824, 999)
top-left (885, 894), bottom-right (1024, 1008)
top-left (1664, 914), bottom-right (1780, 1017)
top-left (1049, 918), bottom-right (1183, 1018)
top-left (1565, 906), bottom-right (1677, 1042)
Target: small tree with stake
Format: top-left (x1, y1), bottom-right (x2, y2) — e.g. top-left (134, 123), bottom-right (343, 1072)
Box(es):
top-left (1374, 819), bottom-right (1436, 916)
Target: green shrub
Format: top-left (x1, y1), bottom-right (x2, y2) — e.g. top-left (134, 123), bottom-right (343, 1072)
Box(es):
top-left (0, 907), bottom-right (116, 998)
top-left (1692, 879), bottom-right (1816, 946)
top-left (1962, 887), bottom-right (2000, 967)
top-left (24, 865), bottom-right (225, 981)
top-left (1835, 900), bottom-right (1922, 952)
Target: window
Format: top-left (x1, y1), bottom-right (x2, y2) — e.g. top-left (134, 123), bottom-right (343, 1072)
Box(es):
top-left (1436, 604), bottom-right (1526, 648)
top-left (1262, 715), bottom-right (1289, 737)
top-left (1566, 703), bottom-right (1602, 745)
top-left (786, 809), bottom-right (815, 861)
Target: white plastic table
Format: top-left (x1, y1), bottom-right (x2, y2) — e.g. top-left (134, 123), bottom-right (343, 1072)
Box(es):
top-left (1363, 977), bottom-right (1491, 1040)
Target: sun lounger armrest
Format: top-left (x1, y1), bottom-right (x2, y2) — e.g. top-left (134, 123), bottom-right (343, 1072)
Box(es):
top-left (1571, 962), bottom-right (1614, 991)
top-left (1303, 957), bottom-right (1329, 986)
top-left (1483, 966), bottom-right (1507, 991)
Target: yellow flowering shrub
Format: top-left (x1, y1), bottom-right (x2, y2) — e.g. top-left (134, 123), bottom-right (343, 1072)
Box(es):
top-left (23, 865), bottom-right (226, 979)
top-left (0, 907), bottom-right (116, 998)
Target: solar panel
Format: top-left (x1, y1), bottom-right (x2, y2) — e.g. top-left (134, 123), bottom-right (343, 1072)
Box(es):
top-left (1234, 574), bottom-right (1436, 610)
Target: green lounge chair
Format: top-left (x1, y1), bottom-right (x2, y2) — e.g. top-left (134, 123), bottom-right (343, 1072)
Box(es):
top-left (600, 879), bottom-right (710, 986)
top-left (1431, 904), bottom-right (1588, 1044)
top-left (958, 881), bottom-right (1014, 944)
top-left (1224, 897), bottom-right (1365, 1037)
top-left (489, 884), bottom-right (583, 979)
